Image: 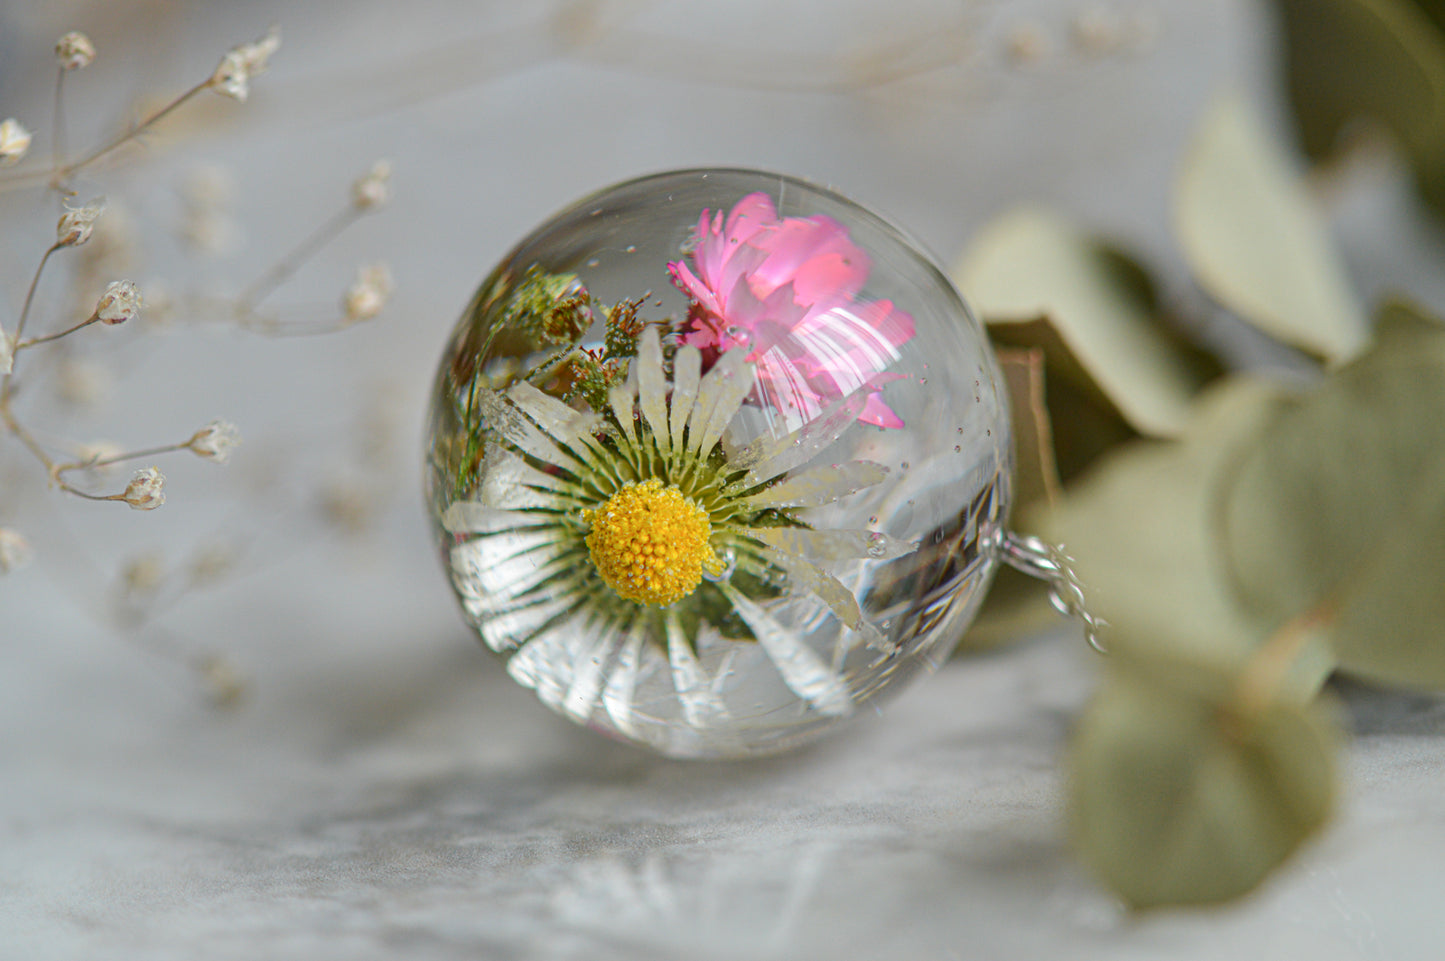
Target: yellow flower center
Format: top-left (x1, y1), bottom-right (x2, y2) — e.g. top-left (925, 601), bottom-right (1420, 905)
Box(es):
top-left (583, 478), bottom-right (722, 606)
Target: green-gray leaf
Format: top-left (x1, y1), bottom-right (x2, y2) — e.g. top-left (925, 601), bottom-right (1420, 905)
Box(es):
top-left (1040, 380), bottom-right (1290, 666)
top-left (1273, 0), bottom-right (1445, 217)
top-left (954, 208), bottom-right (1215, 437)
top-left (1175, 93), bottom-right (1367, 362)
top-left (1221, 301), bottom-right (1445, 688)
top-left (1071, 647), bottom-right (1339, 909)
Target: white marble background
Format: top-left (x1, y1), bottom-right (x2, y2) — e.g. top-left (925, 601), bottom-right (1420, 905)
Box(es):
top-left (2, 1), bottom-right (1444, 958)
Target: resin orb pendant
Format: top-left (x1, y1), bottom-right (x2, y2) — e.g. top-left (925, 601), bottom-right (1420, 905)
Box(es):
top-left (426, 169), bottom-right (1012, 759)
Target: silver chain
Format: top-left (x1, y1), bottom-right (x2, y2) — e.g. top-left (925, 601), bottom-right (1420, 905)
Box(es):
top-left (989, 529), bottom-right (1107, 654)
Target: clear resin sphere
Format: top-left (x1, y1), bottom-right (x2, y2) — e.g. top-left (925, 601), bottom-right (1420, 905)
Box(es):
top-left (425, 169), bottom-right (1011, 758)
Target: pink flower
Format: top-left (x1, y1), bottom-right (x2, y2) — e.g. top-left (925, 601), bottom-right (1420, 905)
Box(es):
top-left (668, 192), bottom-right (914, 431)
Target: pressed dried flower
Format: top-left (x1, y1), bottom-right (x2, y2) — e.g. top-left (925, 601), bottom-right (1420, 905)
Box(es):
top-left (57, 199), bottom-right (105, 247)
top-left (123, 466), bottom-right (166, 510)
top-left (56, 31), bottom-right (96, 70)
top-left (0, 119), bottom-right (32, 167)
top-left (188, 419), bottom-right (240, 464)
top-left (445, 326), bottom-right (914, 726)
top-left (668, 192), bottom-right (916, 432)
top-left (0, 528), bottom-right (34, 574)
top-left (352, 159), bottom-right (393, 210)
top-left (343, 263), bottom-right (393, 322)
top-left (209, 26), bottom-right (281, 102)
top-left (96, 280), bottom-right (141, 325)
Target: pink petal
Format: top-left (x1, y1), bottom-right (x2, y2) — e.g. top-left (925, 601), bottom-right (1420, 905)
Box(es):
top-left (859, 392), bottom-right (905, 429)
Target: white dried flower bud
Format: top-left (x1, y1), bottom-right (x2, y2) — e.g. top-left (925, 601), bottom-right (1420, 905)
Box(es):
top-left (343, 264), bottom-right (393, 322)
top-left (0, 528), bottom-right (34, 574)
top-left (0, 330), bottom-right (13, 376)
top-left (352, 160), bottom-right (393, 210)
top-left (57, 199), bottom-right (105, 247)
top-left (0, 119), bottom-right (32, 167)
top-left (209, 26), bottom-right (281, 102)
top-left (56, 31), bottom-right (96, 70)
top-left (96, 280), bottom-right (142, 325)
top-left (123, 467), bottom-right (166, 510)
top-left (188, 419), bottom-right (241, 464)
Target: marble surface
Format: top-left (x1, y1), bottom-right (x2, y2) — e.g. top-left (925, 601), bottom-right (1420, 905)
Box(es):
top-left (3, 1), bottom-right (1444, 958)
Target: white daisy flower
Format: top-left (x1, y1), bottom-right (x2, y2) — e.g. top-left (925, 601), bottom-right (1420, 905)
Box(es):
top-left (441, 325), bottom-right (913, 747)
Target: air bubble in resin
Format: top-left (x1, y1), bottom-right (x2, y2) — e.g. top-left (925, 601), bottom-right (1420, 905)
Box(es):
top-left (424, 169), bottom-right (1011, 758)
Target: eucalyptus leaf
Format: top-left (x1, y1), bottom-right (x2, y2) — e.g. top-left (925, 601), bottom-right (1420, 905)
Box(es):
top-left (1175, 93), bottom-right (1367, 361)
top-left (1221, 303), bottom-right (1445, 689)
top-left (1273, 0), bottom-right (1445, 217)
top-left (987, 319), bottom-right (1140, 484)
top-left (1040, 380), bottom-right (1290, 665)
top-left (954, 208), bottom-right (1217, 437)
top-left (1071, 647), bottom-right (1339, 909)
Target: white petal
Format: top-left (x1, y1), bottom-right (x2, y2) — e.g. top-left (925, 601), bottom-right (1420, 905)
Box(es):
top-left (608, 381), bottom-right (637, 447)
top-left (480, 449), bottom-right (586, 508)
top-left (669, 344), bottom-right (702, 450)
top-left (506, 380), bottom-right (601, 447)
top-left (731, 391), bottom-right (868, 485)
top-left (601, 624), bottom-right (648, 738)
top-left (754, 544), bottom-right (888, 651)
top-left (478, 591), bottom-right (583, 653)
top-left (665, 610), bottom-right (733, 730)
top-left (636, 325), bottom-right (671, 454)
top-left (442, 502), bottom-right (561, 535)
top-left (474, 387), bottom-right (591, 479)
top-left (690, 348), bottom-right (754, 458)
top-left (508, 616), bottom-right (591, 710)
top-left (562, 620), bottom-right (618, 722)
top-left (720, 583), bottom-right (853, 717)
top-left (735, 460), bottom-right (889, 510)
top-left (743, 526), bottom-right (916, 562)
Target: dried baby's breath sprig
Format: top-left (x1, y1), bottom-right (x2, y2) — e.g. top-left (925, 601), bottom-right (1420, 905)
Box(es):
top-left (56, 32), bottom-right (96, 71)
top-left (237, 158), bottom-right (393, 317)
top-left (14, 280), bottom-right (140, 351)
top-left (96, 280), bottom-right (141, 325)
top-left (352, 159), bottom-right (392, 210)
top-left (343, 263), bottom-right (393, 323)
top-left (208, 26), bottom-right (281, 103)
top-left (0, 119), bottom-right (32, 167)
top-left (121, 466), bottom-right (166, 510)
top-left (57, 198), bottom-right (105, 247)
top-left (50, 419), bottom-right (242, 485)
top-left (0, 332), bottom-right (13, 377)
top-left (41, 28), bottom-right (278, 189)
top-left (0, 528), bottom-right (34, 574)
top-left (187, 419), bottom-right (241, 464)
